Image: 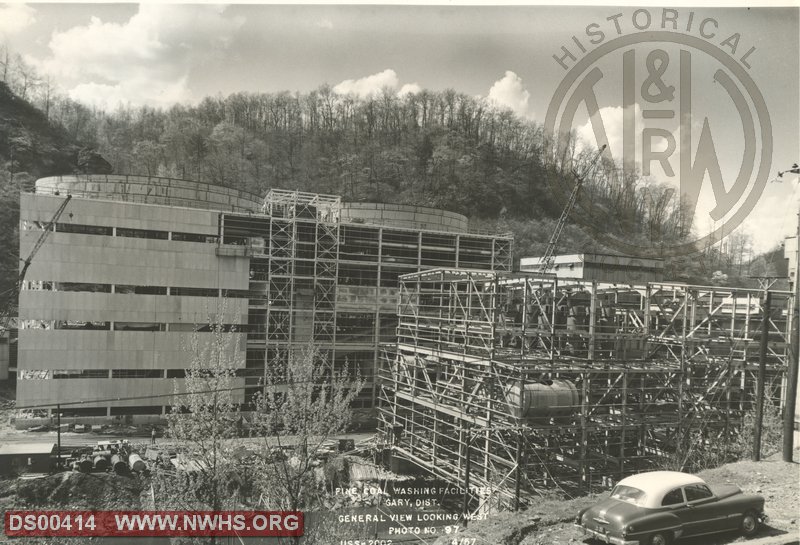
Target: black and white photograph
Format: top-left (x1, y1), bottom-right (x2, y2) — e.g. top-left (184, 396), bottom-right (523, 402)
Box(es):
top-left (0, 2), bottom-right (798, 544)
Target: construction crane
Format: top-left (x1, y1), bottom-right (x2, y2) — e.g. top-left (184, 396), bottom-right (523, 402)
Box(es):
top-left (538, 145), bottom-right (606, 274)
top-left (0, 194), bottom-right (72, 332)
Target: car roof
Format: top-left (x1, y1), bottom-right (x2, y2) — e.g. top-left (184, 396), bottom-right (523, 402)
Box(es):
top-left (616, 471), bottom-right (705, 508)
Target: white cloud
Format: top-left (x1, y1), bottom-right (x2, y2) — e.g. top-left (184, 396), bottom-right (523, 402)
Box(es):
top-left (575, 104), bottom-right (645, 166)
top-left (333, 69), bottom-right (422, 99)
top-left (488, 71), bottom-right (534, 120)
top-left (398, 83), bottom-right (421, 97)
top-left (334, 69), bottom-right (399, 98)
top-left (34, 4), bottom-right (244, 107)
top-left (0, 3), bottom-right (36, 37)
top-left (67, 78), bottom-right (192, 111)
top-left (574, 103), bottom-right (684, 187)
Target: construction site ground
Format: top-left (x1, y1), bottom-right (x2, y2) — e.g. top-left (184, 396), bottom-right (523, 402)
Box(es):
top-left (434, 449), bottom-right (800, 545)
top-left (1, 419), bottom-right (797, 545)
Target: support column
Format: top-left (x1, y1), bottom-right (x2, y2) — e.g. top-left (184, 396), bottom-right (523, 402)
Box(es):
top-left (753, 291), bottom-right (771, 461)
top-left (588, 281), bottom-right (597, 360)
top-left (580, 371), bottom-right (589, 491)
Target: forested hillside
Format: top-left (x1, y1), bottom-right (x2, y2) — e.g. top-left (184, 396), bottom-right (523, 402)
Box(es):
top-left (0, 59), bottom-right (777, 305)
top-left (0, 79), bottom-right (84, 312)
top-left (86, 88), bottom-right (689, 254)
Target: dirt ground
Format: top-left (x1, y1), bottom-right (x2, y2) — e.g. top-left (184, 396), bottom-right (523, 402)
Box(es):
top-left (0, 443), bottom-right (796, 545)
top-left (435, 449), bottom-right (800, 545)
top-left (0, 471), bottom-right (144, 516)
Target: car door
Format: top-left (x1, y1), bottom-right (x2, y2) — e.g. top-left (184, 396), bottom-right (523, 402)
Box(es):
top-left (660, 487), bottom-right (690, 537)
top-left (663, 486), bottom-right (709, 537)
top-left (679, 484), bottom-right (725, 535)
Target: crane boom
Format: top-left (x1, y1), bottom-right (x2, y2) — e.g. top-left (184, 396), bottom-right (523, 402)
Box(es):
top-left (539, 146), bottom-right (606, 273)
top-left (1, 194), bottom-right (72, 331)
top-left (17, 194), bottom-right (72, 283)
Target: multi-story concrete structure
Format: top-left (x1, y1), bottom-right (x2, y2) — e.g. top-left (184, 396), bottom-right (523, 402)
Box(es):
top-left (16, 175), bottom-right (512, 423)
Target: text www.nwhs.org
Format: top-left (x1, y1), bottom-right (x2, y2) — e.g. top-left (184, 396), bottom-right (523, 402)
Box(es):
top-left (5, 510), bottom-right (304, 537)
top-left (116, 512), bottom-right (299, 532)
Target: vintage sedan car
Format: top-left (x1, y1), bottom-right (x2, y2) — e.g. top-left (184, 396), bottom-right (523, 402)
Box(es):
top-left (575, 471), bottom-right (767, 545)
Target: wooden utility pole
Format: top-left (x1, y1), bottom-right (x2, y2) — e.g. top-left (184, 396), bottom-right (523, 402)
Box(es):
top-left (784, 213), bottom-right (800, 462)
top-left (462, 431), bottom-right (472, 527)
top-left (56, 404), bottom-right (61, 470)
top-left (514, 431), bottom-right (523, 511)
top-left (753, 291), bottom-right (771, 461)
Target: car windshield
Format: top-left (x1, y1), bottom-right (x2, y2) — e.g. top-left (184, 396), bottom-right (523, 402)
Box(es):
top-left (610, 485), bottom-right (647, 506)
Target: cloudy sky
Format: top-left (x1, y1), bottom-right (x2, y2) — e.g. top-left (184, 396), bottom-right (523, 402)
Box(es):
top-left (0, 2), bottom-right (797, 254)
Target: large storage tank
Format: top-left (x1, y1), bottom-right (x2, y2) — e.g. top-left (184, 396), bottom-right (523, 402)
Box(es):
top-left (35, 175), bottom-right (263, 213)
top-left (506, 380), bottom-right (578, 420)
top-left (340, 202), bottom-right (469, 233)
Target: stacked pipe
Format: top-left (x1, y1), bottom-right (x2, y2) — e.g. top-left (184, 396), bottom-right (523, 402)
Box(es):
top-left (111, 454), bottom-right (127, 474)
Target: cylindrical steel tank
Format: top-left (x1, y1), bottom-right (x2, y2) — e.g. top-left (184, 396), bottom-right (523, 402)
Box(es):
top-left (35, 175), bottom-right (263, 213)
top-left (111, 455), bottom-right (127, 474)
top-left (93, 455), bottom-right (109, 471)
top-left (507, 380), bottom-right (579, 420)
top-left (128, 453), bottom-right (146, 472)
top-left (340, 202), bottom-right (468, 233)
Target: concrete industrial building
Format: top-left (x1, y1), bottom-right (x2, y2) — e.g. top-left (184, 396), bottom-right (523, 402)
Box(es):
top-left (0, 443), bottom-right (57, 475)
top-left (519, 253), bottom-right (664, 282)
top-left (15, 175), bottom-right (512, 422)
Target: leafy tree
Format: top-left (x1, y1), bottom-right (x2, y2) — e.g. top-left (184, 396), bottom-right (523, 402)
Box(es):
top-left (0, 37), bottom-right (779, 299)
top-left (155, 303), bottom-right (246, 538)
top-left (131, 139), bottom-right (164, 177)
top-left (249, 344), bottom-right (365, 523)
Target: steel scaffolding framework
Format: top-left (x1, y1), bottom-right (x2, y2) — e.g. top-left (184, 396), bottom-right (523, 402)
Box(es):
top-left (377, 269), bottom-right (792, 510)
top-left (219, 193), bottom-right (515, 410)
top-left (262, 190), bottom-right (342, 377)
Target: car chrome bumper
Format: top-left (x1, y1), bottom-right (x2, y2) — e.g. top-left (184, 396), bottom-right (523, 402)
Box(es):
top-left (575, 524), bottom-right (639, 545)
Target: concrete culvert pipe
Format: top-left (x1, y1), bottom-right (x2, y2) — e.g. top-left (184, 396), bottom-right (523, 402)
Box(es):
top-left (111, 455), bottom-right (127, 474)
top-left (128, 453), bottom-right (146, 472)
top-left (93, 456), bottom-right (109, 471)
top-left (78, 458), bottom-right (93, 473)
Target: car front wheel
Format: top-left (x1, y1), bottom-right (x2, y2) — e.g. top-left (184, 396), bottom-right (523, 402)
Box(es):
top-left (648, 532), bottom-right (670, 545)
top-left (741, 510), bottom-right (760, 537)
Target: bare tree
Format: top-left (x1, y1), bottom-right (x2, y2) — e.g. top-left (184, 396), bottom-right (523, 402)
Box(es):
top-left (12, 53), bottom-right (38, 101)
top-left (39, 75), bottom-right (54, 120)
top-left (0, 43), bottom-right (10, 83)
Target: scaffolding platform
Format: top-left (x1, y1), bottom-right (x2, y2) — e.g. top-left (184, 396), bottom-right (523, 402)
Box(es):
top-left (377, 269), bottom-right (792, 510)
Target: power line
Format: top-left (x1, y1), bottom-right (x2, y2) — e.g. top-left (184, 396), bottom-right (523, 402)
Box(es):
top-left (5, 377), bottom-right (364, 411)
top-left (6, 384), bottom-right (248, 410)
